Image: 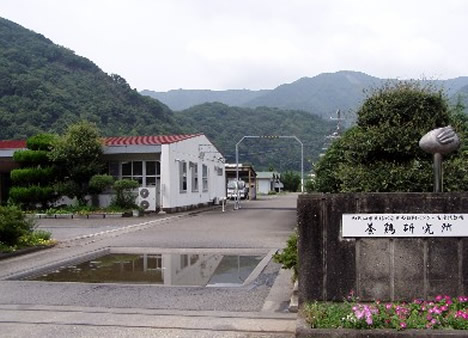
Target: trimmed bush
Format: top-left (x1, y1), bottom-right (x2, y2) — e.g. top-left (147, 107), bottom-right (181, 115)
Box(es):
top-left (26, 133), bottom-right (57, 151)
top-left (314, 82), bottom-right (468, 192)
top-left (10, 167), bottom-right (55, 186)
top-left (89, 174), bottom-right (114, 194)
top-left (13, 150), bottom-right (49, 166)
top-left (112, 179), bottom-right (139, 209)
top-left (0, 205), bottom-right (34, 246)
top-left (9, 185), bottom-right (56, 208)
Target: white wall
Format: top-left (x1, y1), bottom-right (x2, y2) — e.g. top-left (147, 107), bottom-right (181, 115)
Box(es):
top-left (257, 179), bottom-right (272, 194)
top-left (161, 135), bottom-right (225, 210)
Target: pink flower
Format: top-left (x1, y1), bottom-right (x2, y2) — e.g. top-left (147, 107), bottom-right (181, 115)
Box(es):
top-left (400, 322), bottom-right (407, 329)
top-left (427, 314), bottom-right (433, 321)
top-left (435, 295), bottom-right (443, 302)
top-left (433, 306), bottom-right (441, 315)
top-left (385, 303), bottom-right (392, 310)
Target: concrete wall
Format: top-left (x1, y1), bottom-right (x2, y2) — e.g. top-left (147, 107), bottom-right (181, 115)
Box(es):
top-left (298, 193), bottom-right (468, 303)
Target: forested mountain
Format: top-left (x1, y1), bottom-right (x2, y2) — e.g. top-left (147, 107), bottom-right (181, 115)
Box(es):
top-left (452, 84), bottom-right (468, 109)
top-left (0, 17), bottom-right (334, 171)
top-left (144, 71), bottom-right (468, 118)
top-left (0, 17), bottom-right (178, 139)
top-left (244, 71), bottom-right (381, 118)
top-left (175, 103), bottom-right (335, 171)
top-left (141, 89), bottom-right (268, 111)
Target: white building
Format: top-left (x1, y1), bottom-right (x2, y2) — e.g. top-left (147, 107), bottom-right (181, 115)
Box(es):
top-left (0, 134), bottom-right (226, 213)
top-left (101, 134), bottom-right (226, 212)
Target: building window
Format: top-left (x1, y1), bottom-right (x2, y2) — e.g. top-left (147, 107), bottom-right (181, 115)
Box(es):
top-left (145, 161), bottom-right (159, 186)
top-left (191, 162), bottom-right (198, 192)
top-left (179, 161), bottom-right (187, 192)
top-left (109, 161), bottom-right (119, 178)
top-left (110, 160), bottom-right (160, 187)
top-left (202, 164), bottom-right (208, 191)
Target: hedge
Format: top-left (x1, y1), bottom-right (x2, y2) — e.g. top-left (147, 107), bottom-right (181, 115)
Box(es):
top-left (13, 150), bottom-right (49, 165)
top-left (10, 167), bottom-right (56, 186)
top-left (9, 185), bottom-right (56, 207)
top-left (26, 133), bottom-right (57, 151)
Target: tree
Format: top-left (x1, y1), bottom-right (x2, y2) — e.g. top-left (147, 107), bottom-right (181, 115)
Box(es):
top-left (9, 133), bottom-right (59, 209)
top-left (49, 121), bottom-right (103, 204)
top-left (282, 171), bottom-right (301, 192)
top-left (314, 82), bottom-right (468, 192)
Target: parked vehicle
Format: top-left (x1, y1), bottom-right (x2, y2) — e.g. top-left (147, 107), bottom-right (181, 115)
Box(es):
top-left (227, 180), bottom-right (248, 200)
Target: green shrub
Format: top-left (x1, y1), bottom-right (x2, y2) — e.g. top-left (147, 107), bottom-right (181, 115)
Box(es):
top-left (10, 167), bottom-right (55, 186)
top-left (9, 185), bottom-right (56, 208)
top-left (17, 230), bottom-right (52, 247)
top-left (273, 231), bottom-right (298, 280)
top-left (111, 179), bottom-right (139, 209)
top-left (89, 174), bottom-right (114, 194)
top-left (26, 133), bottom-right (57, 151)
top-left (304, 178), bottom-right (315, 193)
top-left (0, 205), bottom-right (34, 246)
top-left (314, 82), bottom-right (468, 192)
top-left (13, 150), bottom-right (49, 165)
top-left (282, 171), bottom-right (301, 192)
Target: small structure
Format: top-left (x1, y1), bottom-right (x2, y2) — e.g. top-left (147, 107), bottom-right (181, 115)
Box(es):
top-left (225, 163), bottom-right (256, 200)
top-left (256, 171), bottom-right (283, 194)
top-left (0, 134), bottom-right (226, 213)
top-left (0, 140), bottom-right (24, 203)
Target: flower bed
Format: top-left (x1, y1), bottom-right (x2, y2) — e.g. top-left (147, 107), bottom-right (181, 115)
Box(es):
top-left (300, 295), bottom-right (468, 335)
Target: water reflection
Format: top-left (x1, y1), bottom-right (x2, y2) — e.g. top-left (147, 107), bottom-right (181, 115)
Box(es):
top-left (32, 253), bottom-right (263, 286)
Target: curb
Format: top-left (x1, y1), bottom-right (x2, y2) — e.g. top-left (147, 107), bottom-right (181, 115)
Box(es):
top-left (289, 280), bottom-right (298, 313)
top-left (0, 244), bottom-right (56, 261)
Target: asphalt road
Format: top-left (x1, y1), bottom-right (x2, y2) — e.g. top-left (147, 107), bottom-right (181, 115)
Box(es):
top-left (0, 194), bottom-right (298, 337)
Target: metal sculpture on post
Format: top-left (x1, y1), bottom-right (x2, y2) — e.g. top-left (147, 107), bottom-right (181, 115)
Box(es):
top-left (419, 125), bottom-right (460, 192)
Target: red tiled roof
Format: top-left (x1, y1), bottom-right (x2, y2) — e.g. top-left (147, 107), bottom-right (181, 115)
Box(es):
top-left (0, 140), bottom-right (27, 149)
top-left (103, 134), bottom-right (202, 146)
top-left (0, 134), bottom-right (203, 149)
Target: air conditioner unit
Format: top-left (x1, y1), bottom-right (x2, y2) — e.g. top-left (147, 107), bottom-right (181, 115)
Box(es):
top-left (138, 187), bottom-right (157, 211)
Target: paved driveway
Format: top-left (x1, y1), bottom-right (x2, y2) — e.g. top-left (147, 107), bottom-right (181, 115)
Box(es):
top-left (0, 194), bottom-right (298, 337)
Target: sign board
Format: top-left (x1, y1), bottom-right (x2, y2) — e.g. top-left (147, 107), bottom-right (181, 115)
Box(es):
top-left (342, 214), bottom-right (468, 237)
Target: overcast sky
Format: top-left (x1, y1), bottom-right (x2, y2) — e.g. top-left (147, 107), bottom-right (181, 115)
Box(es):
top-left (2, 0), bottom-right (468, 91)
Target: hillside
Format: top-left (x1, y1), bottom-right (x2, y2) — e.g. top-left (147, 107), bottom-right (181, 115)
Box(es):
top-left (141, 89), bottom-right (268, 111)
top-left (174, 103), bottom-right (335, 171)
top-left (144, 71), bottom-right (468, 118)
top-left (0, 17), bottom-right (178, 139)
